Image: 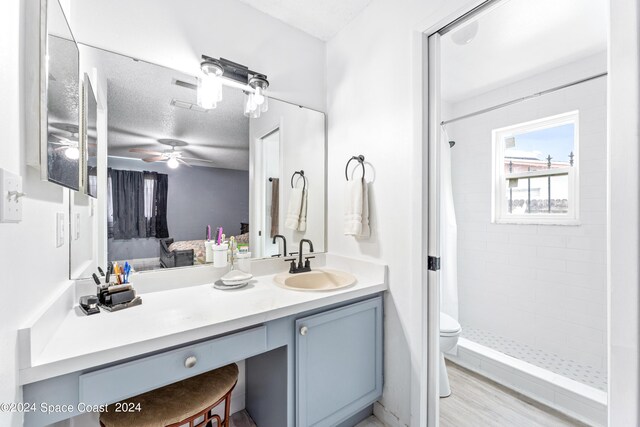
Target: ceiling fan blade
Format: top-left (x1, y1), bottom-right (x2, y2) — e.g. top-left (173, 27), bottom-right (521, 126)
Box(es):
top-left (176, 158), bottom-right (192, 167)
top-left (142, 156), bottom-right (166, 163)
top-left (180, 156), bottom-right (215, 163)
top-left (129, 148), bottom-right (164, 155)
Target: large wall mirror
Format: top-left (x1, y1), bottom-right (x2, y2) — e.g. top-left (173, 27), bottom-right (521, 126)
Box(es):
top-left (77, 45), bottom-right (326, 274)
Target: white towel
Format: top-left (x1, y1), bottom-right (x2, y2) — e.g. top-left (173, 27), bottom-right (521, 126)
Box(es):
top-left (298, 189), bottom-right (308, 232)
top-left (285, 187), bottom-right (308, 231)
top-left (360, 181), bottom-right (370, 237)
top-left (344, 178), bottom-right (370, 237)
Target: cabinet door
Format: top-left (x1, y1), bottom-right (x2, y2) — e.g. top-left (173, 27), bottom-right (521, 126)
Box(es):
top-left (296, 296), bottom-right (383, 427)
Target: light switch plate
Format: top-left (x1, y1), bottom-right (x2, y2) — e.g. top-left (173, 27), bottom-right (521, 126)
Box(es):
top-left (56, 212), bottom-right (65, 247)
top-left (74, 213), bottom-right (80, 240)
top-left (0, 169), bottom-right (23, 223)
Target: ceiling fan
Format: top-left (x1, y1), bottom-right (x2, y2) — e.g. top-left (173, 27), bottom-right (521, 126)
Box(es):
top-left (48, 123), bottom-right (80, 160)
top-left (128, 139), bottom-right (214, 168)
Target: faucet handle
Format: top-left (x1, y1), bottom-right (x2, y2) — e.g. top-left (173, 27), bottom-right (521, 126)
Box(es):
top-left (304, 256), bottom-right (315, 269)
top-left (284, 258), bottom-right (297, 273)
top-left (289, 251), bottom-right (298, 256)
top-left (271, 254), bottom-right (282, 258)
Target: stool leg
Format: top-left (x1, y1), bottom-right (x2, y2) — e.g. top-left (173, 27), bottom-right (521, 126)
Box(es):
top-left (224, 390), bottom-right (232, 427)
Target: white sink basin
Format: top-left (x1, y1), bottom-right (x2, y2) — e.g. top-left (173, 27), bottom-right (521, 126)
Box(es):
top-left (273, 269), bottom-right (357, 291)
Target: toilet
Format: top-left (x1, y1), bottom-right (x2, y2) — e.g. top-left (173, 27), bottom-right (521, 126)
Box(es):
top-left (439, 312), bottom-right (462, 397)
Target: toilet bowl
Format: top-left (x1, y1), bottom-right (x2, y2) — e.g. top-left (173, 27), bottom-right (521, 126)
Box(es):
top-left (439, 312), bottom-right (461, 397)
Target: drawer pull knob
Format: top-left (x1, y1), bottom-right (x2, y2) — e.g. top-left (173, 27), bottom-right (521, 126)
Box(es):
top-left (300, 326), bottom-right (309, 336)
top-left (184, 356), bottom-right (197, 368)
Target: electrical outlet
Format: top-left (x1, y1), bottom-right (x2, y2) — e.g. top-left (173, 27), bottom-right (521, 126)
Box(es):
top-left (56, 212), bottom-right (65, 247)
top-left (0, 169), bottom-right (23, 223)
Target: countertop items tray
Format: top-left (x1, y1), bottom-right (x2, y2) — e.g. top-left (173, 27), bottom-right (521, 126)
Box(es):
top-left (99, 296), bottom-right (142, 312)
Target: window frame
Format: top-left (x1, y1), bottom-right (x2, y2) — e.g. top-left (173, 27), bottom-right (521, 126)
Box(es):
top-left (491, 110), bottom-right (580, 225)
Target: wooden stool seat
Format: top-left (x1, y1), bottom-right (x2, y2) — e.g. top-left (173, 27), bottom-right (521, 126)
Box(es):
top-left (100, 363), bottom-right (239, 427)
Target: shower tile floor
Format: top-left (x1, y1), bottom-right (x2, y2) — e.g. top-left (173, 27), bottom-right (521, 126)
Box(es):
top-left (461, 326), bottom-right (607, 391)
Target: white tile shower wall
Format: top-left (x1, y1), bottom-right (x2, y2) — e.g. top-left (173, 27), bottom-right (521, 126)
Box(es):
top-left (448, 53), bottom-right (608, 372)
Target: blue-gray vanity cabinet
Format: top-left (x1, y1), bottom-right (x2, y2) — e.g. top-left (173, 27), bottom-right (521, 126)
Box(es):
top-left (295, 296), bottom-right (383, 427)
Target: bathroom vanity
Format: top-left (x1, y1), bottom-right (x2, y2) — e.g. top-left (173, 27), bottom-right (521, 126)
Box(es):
top-left (19, 255), bottom-right (386, 427)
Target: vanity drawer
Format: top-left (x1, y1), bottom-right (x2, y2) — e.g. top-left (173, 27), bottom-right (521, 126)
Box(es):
top-left (79, 326), bottom-right (266, 405)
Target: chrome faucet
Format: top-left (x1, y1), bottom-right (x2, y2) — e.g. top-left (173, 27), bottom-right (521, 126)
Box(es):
top-left (272, 234), bottom-right (287, 258)
top-left (285, 239), bottom-right (315, 274)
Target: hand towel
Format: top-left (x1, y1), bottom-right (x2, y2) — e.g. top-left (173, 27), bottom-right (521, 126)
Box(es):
top-left (285, 187), bottom-right (304, 230)
top-left (298, 189), bottom-right (308, 232)
top-left (269, 178), bottom-right (279, 238)
top-left (360, 180), bottom-right (370, 237)
top-left (344, 179), bottom-right (364, 235)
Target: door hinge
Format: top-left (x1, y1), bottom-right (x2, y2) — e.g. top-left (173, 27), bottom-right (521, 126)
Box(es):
top-left (427, 256), bottom-right (441, 271)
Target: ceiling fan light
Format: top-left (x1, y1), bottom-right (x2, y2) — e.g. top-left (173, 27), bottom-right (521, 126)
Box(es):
top-left (167, 157), bottom-right (179, 169)
top-left (64, 146), bottom-right (80, 160)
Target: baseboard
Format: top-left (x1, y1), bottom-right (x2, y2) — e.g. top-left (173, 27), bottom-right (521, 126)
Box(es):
top-left (373, 401), bottom-right (407, 427)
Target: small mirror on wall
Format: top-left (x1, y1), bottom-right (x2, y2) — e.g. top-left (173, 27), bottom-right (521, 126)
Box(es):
top-left (28, 0), bottom-right (81, 190)
top-left (83, 74), bottom-right (98, 198)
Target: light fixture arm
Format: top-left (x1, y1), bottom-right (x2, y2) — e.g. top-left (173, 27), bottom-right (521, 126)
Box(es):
top-left (200, 55), bottom-right (268, 88)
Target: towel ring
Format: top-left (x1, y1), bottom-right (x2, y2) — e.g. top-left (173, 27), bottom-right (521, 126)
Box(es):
top-left (291, 170), bottom-right (306, 191)
top-left (345, 155), bottom-right (365, 181)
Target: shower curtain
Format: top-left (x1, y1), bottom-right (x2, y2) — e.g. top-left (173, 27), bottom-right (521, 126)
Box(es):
top-left (440, 136), bottom-right (459, 321)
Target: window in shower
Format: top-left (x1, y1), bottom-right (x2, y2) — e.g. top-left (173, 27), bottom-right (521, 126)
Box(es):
top-left (492, 111), bottom-right (579, 225)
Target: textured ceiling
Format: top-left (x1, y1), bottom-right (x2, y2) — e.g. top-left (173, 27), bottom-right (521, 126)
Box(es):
top-left (235, 0), bottom-right (372, 40)
top-left (48, 36), bottom-right (79, 125)
top-left (441, 0), bottom-right (607, 102)
top-left (83, 45), bottom-right (251, 170)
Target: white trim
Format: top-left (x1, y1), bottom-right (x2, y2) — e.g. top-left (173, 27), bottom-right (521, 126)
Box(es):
top-left (491, 111), bottom-right (580, 225)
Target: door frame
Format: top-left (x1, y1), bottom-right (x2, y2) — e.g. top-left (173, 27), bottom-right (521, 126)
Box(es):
top-left (416, 3), bottom-right (492, 426)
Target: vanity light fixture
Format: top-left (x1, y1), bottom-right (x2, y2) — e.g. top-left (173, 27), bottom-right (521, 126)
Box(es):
top-left (197, 59), bottom-right (224, 110)
top-left (196, 55), bottom-right (270, 116)
top-left (244, 75), bottom-right (269, 118)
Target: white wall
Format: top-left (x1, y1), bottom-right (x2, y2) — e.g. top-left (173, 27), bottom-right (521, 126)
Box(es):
top-left (326, 0), bottom-right (474, 425)
top-left (448, 54), bottom-right (608, 371)
top-left (68, 0), bottom-right (326, 112)
top-left (0, 2), bottom-right (75, 426)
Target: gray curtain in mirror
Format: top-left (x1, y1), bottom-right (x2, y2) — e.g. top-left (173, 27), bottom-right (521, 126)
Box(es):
top-left (108, 168), bottom-right (169, 239)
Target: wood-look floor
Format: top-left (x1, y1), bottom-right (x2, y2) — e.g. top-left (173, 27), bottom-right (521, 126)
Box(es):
top-left (440, 361), bottom-right (588, 427)
top-left (230, 410), bottom-right (257, 427)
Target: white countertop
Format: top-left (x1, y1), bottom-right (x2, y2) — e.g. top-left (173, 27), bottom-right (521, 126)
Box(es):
top-left (19, 255), bottom-right (387, 385)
